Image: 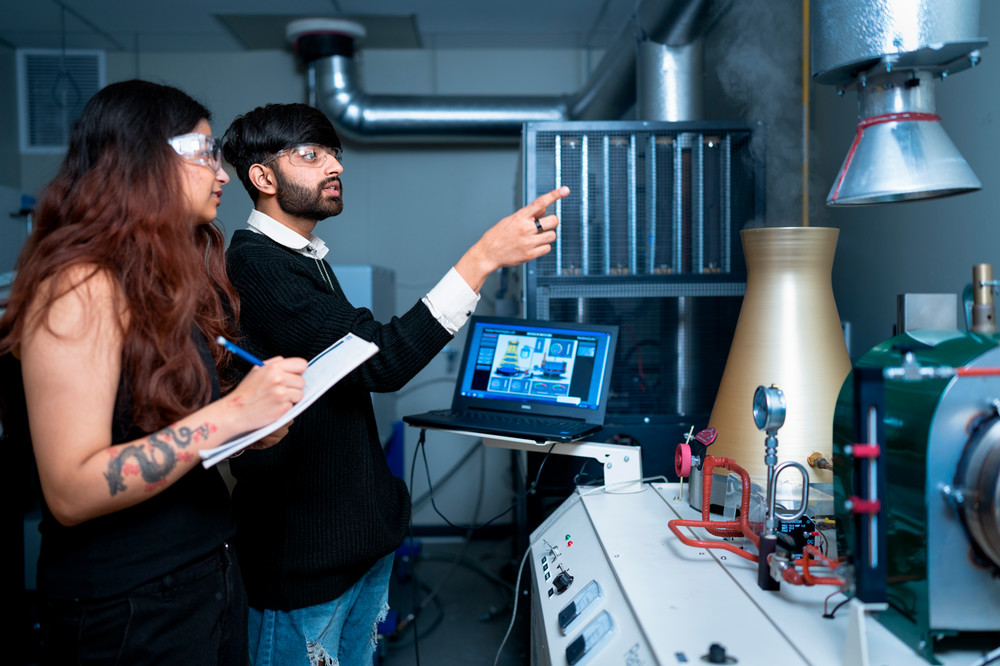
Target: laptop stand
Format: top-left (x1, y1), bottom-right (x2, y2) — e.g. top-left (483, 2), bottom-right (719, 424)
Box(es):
top-left (474, 433), bottom-right (644, 494)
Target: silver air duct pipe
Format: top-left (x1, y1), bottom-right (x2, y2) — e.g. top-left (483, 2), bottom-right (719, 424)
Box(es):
top-left (637, 40), bottom-right (704, 121)
top-left (812, 0), bottom-right (987, 206)
top-left (635, 0), bottom-right (728, 121)
top-left (288, 0), bottom-right (732, 143)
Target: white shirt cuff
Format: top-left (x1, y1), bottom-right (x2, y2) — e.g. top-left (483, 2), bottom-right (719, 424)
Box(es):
top-left (422, 268), bottom-right (480, 334)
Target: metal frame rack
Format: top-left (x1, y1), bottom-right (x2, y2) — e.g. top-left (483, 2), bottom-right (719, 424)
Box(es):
top-left (520, 120), bottom-right (763, 480)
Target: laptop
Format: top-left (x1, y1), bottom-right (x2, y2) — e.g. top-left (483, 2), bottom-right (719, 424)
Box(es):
top-left (403, 316), bottom-right (618, 443)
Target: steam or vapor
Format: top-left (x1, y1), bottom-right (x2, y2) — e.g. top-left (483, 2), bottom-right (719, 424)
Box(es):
top-left (710, 0), bottom-right (828, 227)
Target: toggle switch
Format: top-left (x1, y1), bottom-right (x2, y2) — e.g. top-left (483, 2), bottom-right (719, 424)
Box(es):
top-left (553, 570), bottom-right (574, 594)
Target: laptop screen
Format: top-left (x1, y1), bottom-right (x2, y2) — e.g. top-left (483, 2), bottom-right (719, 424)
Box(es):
top-left (452, 316), bottom-right (618, 423)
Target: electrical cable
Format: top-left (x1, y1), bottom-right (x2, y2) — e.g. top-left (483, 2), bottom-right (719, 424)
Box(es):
top-left (410, 438), bottom-right (482, 510)
top-left (814, 525), bottom-right (829, 556)
top-left (409, 443), bottom-right (487, 625)
top-left (397, 430), bottom-right (517, 659)
top-left (822, 589), bottom-right (846, 618)
top-left (417, 553), bottom-right (515, 592)
top-left (488, 478), bottom-right (673, 666)
top-left (409, 444), bottom-right (672, 662)
top-left (573, 458), bottom-right (602, 486)
top-left (797, 544), bottom-right (845, 586)
top-left (492, 543), bottom-right (532, 666)
top-left (418, 434), bottom-right (557, 531)
top-left (970, 644), bottom-right (1000, 666)
top-left (406, 431), bottom-right (556, 663)
top-left (823, 594), bottom-right (853, 619)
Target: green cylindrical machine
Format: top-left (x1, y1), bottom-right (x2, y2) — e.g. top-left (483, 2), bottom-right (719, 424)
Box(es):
top-left (833, 330), bottom-right (1000, 663)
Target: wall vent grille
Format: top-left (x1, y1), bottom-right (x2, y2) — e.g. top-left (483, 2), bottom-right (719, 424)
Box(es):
top-left (17, 49), bottom-right (105, 154)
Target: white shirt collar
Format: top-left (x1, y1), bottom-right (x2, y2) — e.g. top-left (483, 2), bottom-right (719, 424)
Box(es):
top-left (246, 209), bottom-right (329, 260)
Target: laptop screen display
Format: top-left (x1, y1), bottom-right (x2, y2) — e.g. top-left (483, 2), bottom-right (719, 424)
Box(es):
top-left (457, 318), bottom-right (615, 413)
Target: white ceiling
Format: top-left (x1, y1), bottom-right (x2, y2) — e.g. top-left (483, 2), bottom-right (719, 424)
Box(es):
top-left (0, 0), bottom-right (639, 53)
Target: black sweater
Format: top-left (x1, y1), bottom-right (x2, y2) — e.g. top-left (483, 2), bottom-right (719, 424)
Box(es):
top-left (226, 230), bottom-right (452, 610)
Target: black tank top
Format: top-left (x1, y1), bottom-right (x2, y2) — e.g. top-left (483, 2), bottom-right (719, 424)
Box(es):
top-left (35, 331), bottom-right (235, 600)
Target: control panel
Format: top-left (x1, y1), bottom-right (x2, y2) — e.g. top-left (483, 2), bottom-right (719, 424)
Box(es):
top-left (527, 483), bottom-right (984, 666)
top-left (529, 491), bottom-right (655, 666)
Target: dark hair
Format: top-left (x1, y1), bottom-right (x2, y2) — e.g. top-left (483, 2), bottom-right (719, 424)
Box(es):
top-left (222, 103), bottom-right (341, 202)
top-left (0, 79), bottom-right (239, 433)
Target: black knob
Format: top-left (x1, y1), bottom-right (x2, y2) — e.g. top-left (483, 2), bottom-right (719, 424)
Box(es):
top-left (706, 643), bottom-right (728, 664)
top-left (552, 571), bottom-right (574, 594)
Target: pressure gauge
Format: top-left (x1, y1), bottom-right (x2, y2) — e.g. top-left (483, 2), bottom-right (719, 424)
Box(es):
top-left (753, 384), bottom-right (786, 433)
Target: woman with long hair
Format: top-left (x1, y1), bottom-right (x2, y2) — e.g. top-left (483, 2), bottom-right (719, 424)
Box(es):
top-left (0, 79), bottom-right (307, 664)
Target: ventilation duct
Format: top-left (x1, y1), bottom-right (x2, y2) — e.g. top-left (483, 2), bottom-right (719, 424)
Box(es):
top-left (811, 0), bottom-right (987, 206)
top-left (287, 0), bottom-right (732, 142)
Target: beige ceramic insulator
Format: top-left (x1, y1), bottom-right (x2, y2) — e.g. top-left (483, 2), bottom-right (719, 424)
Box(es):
top-left (708, 227), bottom-right (851, 483)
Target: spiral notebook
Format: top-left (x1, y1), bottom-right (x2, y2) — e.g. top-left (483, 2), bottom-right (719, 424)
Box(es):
top-left (403, 316), bottom-right (618, 443)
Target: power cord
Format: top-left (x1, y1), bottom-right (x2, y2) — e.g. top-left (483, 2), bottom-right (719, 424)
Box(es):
top-left (405, 438), bottom-right (488, 634)
top-left (417, 432), bottom-right (557, 531)
top-left (493, 544), bottom-right (531, 666)
top-left (394, 429), bottom-right (556, 664)
top-left (396, 428), bottom-right (496, 661)
top-left (971, 644), bottom-right (1000, 666)
top-left (410, 439), bottom-right (481, 511)
top-left (489, 476), bottom-right (671, 664)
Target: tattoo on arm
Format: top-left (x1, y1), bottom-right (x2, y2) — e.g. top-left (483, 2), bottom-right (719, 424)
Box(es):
top-left (103, 423), bottom-right (213, 496)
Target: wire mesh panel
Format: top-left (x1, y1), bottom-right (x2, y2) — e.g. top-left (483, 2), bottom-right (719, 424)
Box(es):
top-left (522, 121), bottom-right (761, 422)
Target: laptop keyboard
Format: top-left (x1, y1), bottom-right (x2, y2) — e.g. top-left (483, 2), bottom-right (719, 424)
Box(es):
top-left (426, 409), bottom-right (593, 436)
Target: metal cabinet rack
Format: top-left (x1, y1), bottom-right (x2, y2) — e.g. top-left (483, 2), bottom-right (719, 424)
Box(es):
top-left (521, 121), bottom-right (762, 476)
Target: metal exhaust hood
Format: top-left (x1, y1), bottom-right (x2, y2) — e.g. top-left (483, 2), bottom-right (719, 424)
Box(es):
top-left (811, 0), bottom-right (987, 206)
top-left (827, 70), bottom-right (981, 205)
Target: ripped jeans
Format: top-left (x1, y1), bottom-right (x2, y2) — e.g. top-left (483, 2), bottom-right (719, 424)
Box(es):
top-left (248, 554), bottom-right (393, 666)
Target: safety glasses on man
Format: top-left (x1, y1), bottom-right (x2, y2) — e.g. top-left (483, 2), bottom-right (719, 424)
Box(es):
top-left (261, 144), bottom-right (343, 169)
top-left (169, 133), bottom-right (223, 171)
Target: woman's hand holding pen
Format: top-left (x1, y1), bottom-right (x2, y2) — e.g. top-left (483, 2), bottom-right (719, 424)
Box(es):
top-left (223, 356), bottom-right (308, 432)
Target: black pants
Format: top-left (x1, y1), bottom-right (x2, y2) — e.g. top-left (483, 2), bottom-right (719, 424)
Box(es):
top-left (40, 542), bottom-right (248, 666)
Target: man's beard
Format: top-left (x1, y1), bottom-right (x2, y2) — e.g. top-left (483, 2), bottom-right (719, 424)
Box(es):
top-left (273, 167), bottom-right (343, 221)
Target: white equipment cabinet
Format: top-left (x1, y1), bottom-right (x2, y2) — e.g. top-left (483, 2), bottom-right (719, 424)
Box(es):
top-left (528, 482), bottom-right (989, 666)
top-left (329, 264), bottom-right (395, 436)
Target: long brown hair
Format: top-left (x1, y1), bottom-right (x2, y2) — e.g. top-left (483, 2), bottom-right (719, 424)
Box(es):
top-left (0, 80), bottom-right (239, 433)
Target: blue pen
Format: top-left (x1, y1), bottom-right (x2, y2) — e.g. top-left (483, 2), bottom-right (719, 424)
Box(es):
top-left (216, 336), bottom-right (265, 366)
